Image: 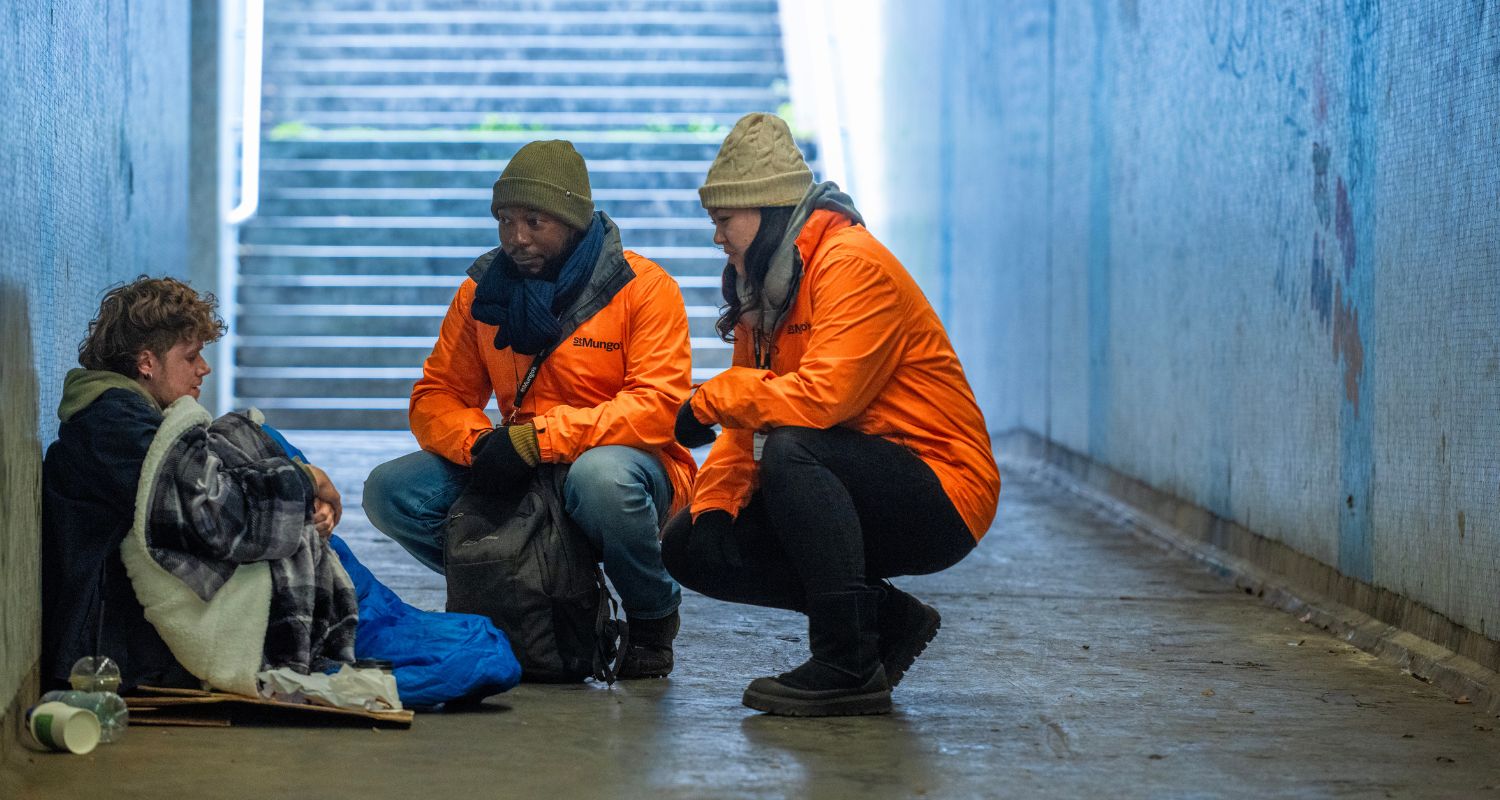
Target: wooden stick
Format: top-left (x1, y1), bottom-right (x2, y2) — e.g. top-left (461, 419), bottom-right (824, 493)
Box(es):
top-left (130, 717), bottom-right (232, 727)
top-left (133, 685), bottom-right (216, 697)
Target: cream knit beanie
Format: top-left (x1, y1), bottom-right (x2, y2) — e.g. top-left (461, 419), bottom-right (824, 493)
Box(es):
top-left (698, 112), bottom-right (813, 209)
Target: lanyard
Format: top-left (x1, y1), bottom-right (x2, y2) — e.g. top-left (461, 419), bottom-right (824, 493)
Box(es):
top-left (752, 329), bottom-right (772, 370)
top-left (750, 330), bottom-right (772, 462)
top-left (508, 349), bottom-right (551, 425)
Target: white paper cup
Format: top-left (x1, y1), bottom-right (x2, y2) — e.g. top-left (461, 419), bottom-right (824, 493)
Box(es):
top-left (26, 701), bottom-right (101, 755)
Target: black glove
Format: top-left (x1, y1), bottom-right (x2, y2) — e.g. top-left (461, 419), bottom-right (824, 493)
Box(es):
top-left (469, 424), bottom-right (539, 489)
top-left (692, 509), bottom-right (734, 540)
top-left (675, 398), bottom-right (718, 448)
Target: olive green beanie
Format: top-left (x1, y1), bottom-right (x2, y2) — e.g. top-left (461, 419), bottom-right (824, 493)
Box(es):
top-left (698, 112), bottom-right (813, 209)
top-left (491, 140), bottom-right (594, 230)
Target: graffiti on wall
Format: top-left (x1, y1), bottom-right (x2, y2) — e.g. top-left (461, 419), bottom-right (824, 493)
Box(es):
top-left (1252, 1), bottom-right (1376, 419)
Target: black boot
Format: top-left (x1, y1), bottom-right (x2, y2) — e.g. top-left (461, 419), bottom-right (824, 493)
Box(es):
top-left (742, 591), bottom-right (892, 716)
top-left (876, 581), bottom-right (941, 688)
top-left (618, 610), bottom-right (680, 679)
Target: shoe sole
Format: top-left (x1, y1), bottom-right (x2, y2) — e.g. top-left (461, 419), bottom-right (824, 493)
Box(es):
top-left (884, 605), bottom-right (941, 688)
top-left (741, 687), bottom-right (893, 717)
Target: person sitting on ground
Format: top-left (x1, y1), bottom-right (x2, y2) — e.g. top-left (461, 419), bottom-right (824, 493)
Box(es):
top-left (41, 276), bottom-right (356, 694)
top-left (362, 139), bottom-right (696, 679)
top-left (663, 112), bottom-right (1002, 717)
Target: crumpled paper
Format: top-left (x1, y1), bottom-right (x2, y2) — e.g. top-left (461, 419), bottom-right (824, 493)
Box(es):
top-left (257, 664), bottom-right (402, 712)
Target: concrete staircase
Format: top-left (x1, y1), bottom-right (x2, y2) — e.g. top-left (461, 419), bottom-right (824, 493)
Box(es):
top-left (239, 0), bottom-right (808, 429)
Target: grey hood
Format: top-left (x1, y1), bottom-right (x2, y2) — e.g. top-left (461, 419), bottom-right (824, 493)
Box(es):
top-left (735, 181), bottom-right (864, 342)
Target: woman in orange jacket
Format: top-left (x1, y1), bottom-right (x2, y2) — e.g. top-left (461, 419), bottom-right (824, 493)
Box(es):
top-left (663, 113), bottom-right (1000, 716)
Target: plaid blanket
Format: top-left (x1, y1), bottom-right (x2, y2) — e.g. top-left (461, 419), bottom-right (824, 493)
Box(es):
top-left (143, 411), bottom-right (357, 673)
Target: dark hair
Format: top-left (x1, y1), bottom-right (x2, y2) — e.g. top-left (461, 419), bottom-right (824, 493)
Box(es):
top-left (78, 275), bottom-right (226, 377)
top-left (715, 206), bottom-right (795, 342)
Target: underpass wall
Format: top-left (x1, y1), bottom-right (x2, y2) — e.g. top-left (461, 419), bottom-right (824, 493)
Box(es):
top-left (0, 1), bottom-right (190, 755)
top-left (825, 1), bottom-right (1500, 662)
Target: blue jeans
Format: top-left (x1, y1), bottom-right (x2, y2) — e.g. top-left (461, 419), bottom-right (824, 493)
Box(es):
top-left (363, 445), bottom-right (680, 620)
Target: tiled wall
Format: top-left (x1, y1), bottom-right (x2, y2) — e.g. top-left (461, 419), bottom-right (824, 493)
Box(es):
top-left (871, 1), bottom-right (1500, 641)
top-left (0, 2), bottom-right (190, 720)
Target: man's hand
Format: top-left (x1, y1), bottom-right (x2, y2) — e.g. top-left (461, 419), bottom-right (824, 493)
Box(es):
top-left (305, 464), bottom-right (341, 537)
top-left (675, 397), bottom-right (718, 448)
top-left (312, 499), bottom-right (337, 539)
top-left (470, 424), bottom-right (540, 490)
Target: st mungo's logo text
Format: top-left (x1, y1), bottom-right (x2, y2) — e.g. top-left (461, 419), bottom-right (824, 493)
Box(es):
top-left (573, 336), bottom-right (623, 353)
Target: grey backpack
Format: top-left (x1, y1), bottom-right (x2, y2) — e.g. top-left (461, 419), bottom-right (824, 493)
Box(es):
top-left (444, 464), bottom-right (623, 683)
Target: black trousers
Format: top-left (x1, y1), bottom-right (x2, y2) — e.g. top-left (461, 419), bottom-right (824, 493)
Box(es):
top-left (662, 426), bottom-right (976, 612)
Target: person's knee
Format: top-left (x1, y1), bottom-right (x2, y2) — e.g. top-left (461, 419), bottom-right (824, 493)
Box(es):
top-left (659, 508), bottom-right (694, 580)
top-left (565, 447), bottom-right (652, 519)
top-left (363, 451), bottom-right (463, 533)
top-left (361, 458), bottom-right (403, 527)
top-left (759, 426), bottom-right (823, 484)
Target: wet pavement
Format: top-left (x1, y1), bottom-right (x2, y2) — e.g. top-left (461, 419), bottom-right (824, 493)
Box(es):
top-left (8, 432), bottom-right (1500, 799)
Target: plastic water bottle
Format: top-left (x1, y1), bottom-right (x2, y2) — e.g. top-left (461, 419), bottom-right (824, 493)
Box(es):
top-left (40, 690), bottom-right (129, 743)
top-left (46, 656), bottom-right (129, 743)
top-left (68, 656), bottom-right (122, 693)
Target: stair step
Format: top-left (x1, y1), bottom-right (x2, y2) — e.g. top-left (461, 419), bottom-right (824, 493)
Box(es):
top-left (270, 73), bottom-right (781, 90)
top-left (240, 273), bottom-right (723, 288)
top-left (260, 169), bottom-right (708, 192)
top-left (238, 365), bottom-right (725, 397)
top-left (258, 158), bottom-right (724, 192)
top-left (241, 255), bottom-right (727, 278)
top-left (268, 33), bottom-right (780, 51)
top-left (258, 196), bottom-right (708, 219)
top-left (237, 302), bottom-right (721, 317)
top-left (272, 9), bottom-right (778, 25)
top-left (243, 397), bottom-right (415, 410)
top-left (266, 99), bottom-right (782, 116)
top-left (238, 333), bottom-right (729, 349)
top-left (270, 28), bottom-right (778, 45)
top-left (260, 110), bottom-right (751, 130)
top-left (270, 58), bottom-right (782, 75)
top-left (241, 229), bottom-right (713, 249)
top-left (261, 138), bottom-right (727, 161)
top-left (263, 187), bottom-right (704, 200)
top-left (272, 83), bottom-right (778, 99)
top-left (236, 282), bottom-right (724, 306)
top-left (262, 157), bottom-right (716, 173)
top-left (245, 216), bottom-right (709, 228)
top-left (241, 244), bottom-right (723, 259)
top-left (234, 311), bottom-right (726, 338)
top-left (270, 0), bottom-right (778, 12)
top-left (265, 45), bottom-right (780, 63)
top-left (241, 215), bottom-right (714, 248)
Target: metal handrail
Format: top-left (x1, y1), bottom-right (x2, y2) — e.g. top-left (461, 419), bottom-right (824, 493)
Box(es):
top-left (215, 0), bottom-right (265, 414)
top-left (225, 0), bottom-right (264, 225)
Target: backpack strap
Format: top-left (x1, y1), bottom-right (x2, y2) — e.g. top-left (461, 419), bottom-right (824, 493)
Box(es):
top-left (591, 568), bottom-right (625, 685)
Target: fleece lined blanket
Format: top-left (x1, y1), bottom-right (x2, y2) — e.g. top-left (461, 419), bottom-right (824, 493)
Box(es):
top-left (120, 397), bottom-right (356, 694)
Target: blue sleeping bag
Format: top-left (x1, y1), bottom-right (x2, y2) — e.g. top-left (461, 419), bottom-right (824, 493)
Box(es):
top-left (330, 535), bottom-right (521, 706)
top-left (260, 425), bottom-right (520, 705)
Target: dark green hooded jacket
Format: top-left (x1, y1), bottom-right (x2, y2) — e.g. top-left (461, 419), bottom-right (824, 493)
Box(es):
top-left (41, 370), bottom-right (195, 689)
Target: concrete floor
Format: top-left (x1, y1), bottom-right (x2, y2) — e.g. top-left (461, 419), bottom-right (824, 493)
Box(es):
top-left (8, 433), bottom-right (1500, 798)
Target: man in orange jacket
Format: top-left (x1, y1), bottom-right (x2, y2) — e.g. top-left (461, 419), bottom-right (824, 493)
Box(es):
top-left (363, 140), bottom-right (696, 678)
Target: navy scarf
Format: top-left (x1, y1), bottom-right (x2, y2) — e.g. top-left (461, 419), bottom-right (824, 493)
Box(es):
top-left (472, 213), bottom-right (605, 355)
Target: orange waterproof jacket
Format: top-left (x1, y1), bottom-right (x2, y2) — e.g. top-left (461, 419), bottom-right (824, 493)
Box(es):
top-left (411, 227), bottom-right (697, 513)
top-left (689, 209), bottom-right (999, 540)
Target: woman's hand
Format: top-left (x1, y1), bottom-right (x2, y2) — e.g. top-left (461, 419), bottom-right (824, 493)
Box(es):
top-left (305, 464), bottom-right (342, 537)
top-left (675, 396), bottom-right (718, 448)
